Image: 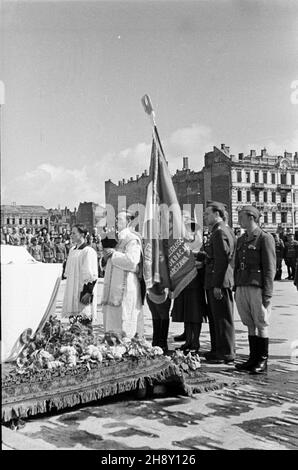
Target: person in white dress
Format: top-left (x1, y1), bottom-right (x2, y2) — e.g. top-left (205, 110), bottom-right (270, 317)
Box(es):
top-left (101, 211), bottom-right (144, 338)
top-left (61, 224), bottom-right (98, 325)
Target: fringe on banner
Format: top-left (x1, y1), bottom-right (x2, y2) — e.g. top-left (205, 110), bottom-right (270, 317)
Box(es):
top-left (2, 362), bottom-right (179, 423)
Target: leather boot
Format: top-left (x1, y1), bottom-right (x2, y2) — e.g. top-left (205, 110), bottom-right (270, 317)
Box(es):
top-left (160, 319), bottom-right (170, 354)
top-left (236, 336), bottom-right (258, 372)
top-left (152, 319), bottom-right (161, 347)
top-left (250, 337), bottom-right (269, 374)
top-left (174, 329), bottom-right (186, 342)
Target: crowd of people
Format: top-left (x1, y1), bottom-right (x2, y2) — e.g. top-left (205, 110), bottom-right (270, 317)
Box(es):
top-left (0, 225), bottom-right (104, 277)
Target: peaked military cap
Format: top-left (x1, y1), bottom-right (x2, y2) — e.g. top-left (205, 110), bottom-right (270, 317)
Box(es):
top-left (239, 205), bottom-right (260, 220)
top-left (206, 200), bottom-right (226, 216)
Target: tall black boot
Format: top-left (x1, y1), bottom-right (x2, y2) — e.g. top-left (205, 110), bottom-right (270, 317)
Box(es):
top-left (152, 319), bottom-right (161, 347)
top-left (250, 337), bottom-right (269, 374)
top-left (190, 323), bottom-right (202, 352)
top-left (178, 322), bottom-right (193, 353)
top-left (236, 336), bottom-right (258, 371)
top-left (160, 319), bottom-right (170, 354)
top-left (174, 328), bottom-right (186, 342)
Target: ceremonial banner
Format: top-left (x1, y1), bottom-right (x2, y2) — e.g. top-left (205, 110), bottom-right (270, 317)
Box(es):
top-left (142, 134), bottom-right (197, 299)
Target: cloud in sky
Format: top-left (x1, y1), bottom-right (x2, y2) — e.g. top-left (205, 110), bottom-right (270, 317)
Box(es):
top-left (2, 123), bottom-right (213, 208)
top-left (2, 125), bottom-right (298, 209)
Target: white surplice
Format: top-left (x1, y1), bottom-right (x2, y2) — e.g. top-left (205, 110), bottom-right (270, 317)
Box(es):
top-left (101, 228), bottom-right (143, 338)
top-left (61, 245), bottom-right (98, 322)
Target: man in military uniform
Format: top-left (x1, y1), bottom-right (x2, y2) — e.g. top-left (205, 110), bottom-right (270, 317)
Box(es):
top-left (234, 206), bottom-right (276, 374)
top-left (28, 237), bottom-right (42, 262)
top-left (272, 232), bottom-right (285, 281)
top-left (42, 233), bottom-right (56, 263)
top-left (284, 233), bottom-right (298, 280)
top-left (55, 235), bottom-right (67, 264)
top-left (203, 201), bottom-right (236, 364)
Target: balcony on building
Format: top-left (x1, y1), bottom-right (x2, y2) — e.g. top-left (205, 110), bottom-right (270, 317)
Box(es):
top-left (251, 182), bottom-right (264, 190)
top-left (277, 203), bottom-right (293, 211)
top-left (277, 184), bottom-right (292, 191)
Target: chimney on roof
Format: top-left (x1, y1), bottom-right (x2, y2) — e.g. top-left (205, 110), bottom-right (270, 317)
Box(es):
top-left (261, 148), bottom-right (267, 157)
top-left (136, 174), bottom-right (139, 180)
top-left (122, 178), bottom-right (126, 184)
top-left (295, 152), bottom-right (298, 158)
top-left (239, 153), bottom-right (244, 160)
top-left (250, 149), bottom-right (256, 157)
top-left (144, 169), bottom-right (148, 176)
top-left (182, 157), bottom-right (189, 171)
top-left (284, 151), bottom-right (292, 158)
top-left (220, 144), bottom-right (230, 155)
top-left (130, 177), bottom-right (133, 182)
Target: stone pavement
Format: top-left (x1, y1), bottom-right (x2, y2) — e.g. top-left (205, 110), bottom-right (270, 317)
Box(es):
top-left (2, 274), bottom-right (298, 450)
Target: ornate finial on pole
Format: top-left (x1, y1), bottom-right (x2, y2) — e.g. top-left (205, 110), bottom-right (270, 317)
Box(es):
top-left (141, 94), bottom-right (156, 127)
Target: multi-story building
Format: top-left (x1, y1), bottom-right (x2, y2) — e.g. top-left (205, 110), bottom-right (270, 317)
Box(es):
top-left (1, 204), bottom-right (49, 229)
top-left (48, 206), bottom-right (77, 233)
top-left (76, 202), bottom-right (106, 234)
top-left (105, 145), bottom-right (298, 233)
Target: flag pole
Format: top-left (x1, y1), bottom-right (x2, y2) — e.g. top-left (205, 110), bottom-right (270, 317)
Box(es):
top-left (141, 94), bottom-right (166, 159)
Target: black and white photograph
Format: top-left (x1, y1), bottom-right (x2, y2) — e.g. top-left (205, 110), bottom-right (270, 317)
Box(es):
top-left (1, 0), bottom-right (298, 454)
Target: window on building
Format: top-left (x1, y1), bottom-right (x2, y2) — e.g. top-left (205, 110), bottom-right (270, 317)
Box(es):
top-left (264, 191), bottom-right (268, 203)
top-left (19, 218), bottom-right (22, 224)
top-left (272, 212), bottom-right (276, 224)
top-left (29, 219), bottom-right (33, 225)
top-left (246, 172), bottom-right (250, 183)
top-left (25, 219), bottom-right (28, 224)
top-left (291, 174), bottom-right (295, 185)
top-left (281, 212), bottom-right (287, 223)
top-left (254, 171), bottom-right (259, 183)
top-left (264, 213), bottom-right (268, 224)
top-left (237, 171), bottom-right (242, 183)
top-left (12, 218), bottom-right (15, 225)
top-left (246, 191), bottom-right (251, 202)
top-left (281, 193), bottom-right (287, 203)
top-left (237, 190), bottom-right (242, 202)
top-left (272, 192), bottom-right (276, 203)
top-left (271, 173), bottom-right (276, 184)
top-left (34, 219), bottom-right (38, 225)
top-left (281, 173), bottom-right (287, 184)
top-left (263, 172), bottom-right (267, 184)
top-left (255, 192), bottom-right (259, 202)
top-left (40, 218), bottom-right (43, 224)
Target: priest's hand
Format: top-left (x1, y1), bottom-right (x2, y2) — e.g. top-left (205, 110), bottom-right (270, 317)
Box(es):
top-left (80, 293), bottom-right (93, 305)
top-left (104, 248), bottom-right (115, 259)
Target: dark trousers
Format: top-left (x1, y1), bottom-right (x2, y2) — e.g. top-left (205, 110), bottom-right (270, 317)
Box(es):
top-left (275, 258), bottom-right (283, 280)
top-left (285, 259), bottom-right (296, 279)
top-left (205, 290), bottom-right (217, 353)
top-left (206, 288), bottom-right (235, 360)
top-left (147, 296), bottom-right (171, 351)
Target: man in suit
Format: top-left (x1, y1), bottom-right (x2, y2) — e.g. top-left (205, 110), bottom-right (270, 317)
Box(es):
top-left (234, 206), bottom-right (276, 374)
top-left (203, 201), bottom-right (236, 364)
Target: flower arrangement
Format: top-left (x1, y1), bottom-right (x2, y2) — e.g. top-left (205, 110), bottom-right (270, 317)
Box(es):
top-left (14, 315), bottom-right (164, 373)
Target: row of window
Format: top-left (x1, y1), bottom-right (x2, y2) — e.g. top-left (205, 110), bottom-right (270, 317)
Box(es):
top-left (262, 213), bottom-right (296, 224)
top-left (6, 218), bottom-right (48, 225)
top-left (237, 190), bottom-right (283, 203)
top-left (236, 171), bottom-right (295, 185)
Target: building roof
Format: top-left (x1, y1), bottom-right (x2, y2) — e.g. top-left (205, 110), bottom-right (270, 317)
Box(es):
top-left (1, 205), bottom-right (48, 215)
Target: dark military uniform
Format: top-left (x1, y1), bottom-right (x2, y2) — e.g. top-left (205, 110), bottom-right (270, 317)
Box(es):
top-left (274, 238), bottom-right (284, 280)
top-left (204, 220), bottom-right (236, 362)
top-left (284, 239), bottom-right (298, 280)
top-left (42, 239), bottom-right (56, 263)
top-left (55, 241), bottom-right (67, 263)
top-left (29, 243), bottom-right (42, 262)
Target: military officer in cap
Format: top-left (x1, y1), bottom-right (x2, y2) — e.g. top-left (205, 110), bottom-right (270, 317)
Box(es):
top-left (203, 201), bottom-right (236, 364)
top-left (234, 205), bottom-right (276, 374)
top-left (272, 232), bottom-right (284, 281)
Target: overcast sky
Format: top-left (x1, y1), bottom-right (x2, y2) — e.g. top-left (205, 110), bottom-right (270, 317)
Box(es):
top-left (1, 0), bottom-right (298, 209)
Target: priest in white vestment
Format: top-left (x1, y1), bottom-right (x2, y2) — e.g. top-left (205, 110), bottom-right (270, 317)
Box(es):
top-left (101, 211), bottom-right (144, 338)
top-left (62, 224), bottom-right (98, 324)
